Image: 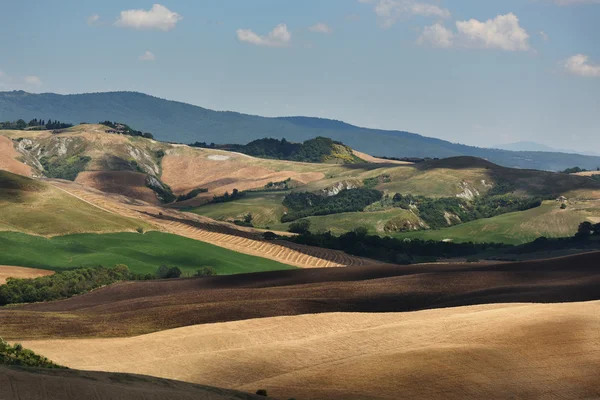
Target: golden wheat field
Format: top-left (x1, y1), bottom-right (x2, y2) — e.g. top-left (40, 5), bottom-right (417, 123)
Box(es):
top-left (22, 301), bottom-right (600, 400)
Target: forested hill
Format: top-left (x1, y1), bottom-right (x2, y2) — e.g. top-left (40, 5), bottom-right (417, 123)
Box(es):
top-left (2, 90), bottom-right (599, 171)
top-left (192, 137), bottom-right (364, 164)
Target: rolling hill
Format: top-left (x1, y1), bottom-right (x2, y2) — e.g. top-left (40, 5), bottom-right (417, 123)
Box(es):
top-left (0, 366), bottom-right (268, 400)
top-left (2, 90), bottom-right (600, 171)
top-left (0, 170), bottom-right (152, 236)
top-left (4, 125), bottom-right (600, 244)
top-left (2, 252), bottom-right (599, 340)
top-left (19, 301), bottom-right (600, 400)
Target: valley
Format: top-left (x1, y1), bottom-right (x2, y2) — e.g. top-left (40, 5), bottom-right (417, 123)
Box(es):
top-left (2, 122), bottom-right (600, 400)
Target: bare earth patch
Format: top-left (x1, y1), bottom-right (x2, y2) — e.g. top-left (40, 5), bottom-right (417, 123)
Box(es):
top-left (0, 136), bottom-right (32, 177)
top-left (0, 266), bottom-right (54, 285)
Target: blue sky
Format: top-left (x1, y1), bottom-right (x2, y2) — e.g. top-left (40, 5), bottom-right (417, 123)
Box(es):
top-left (1, 0), bottom-right (599, 150)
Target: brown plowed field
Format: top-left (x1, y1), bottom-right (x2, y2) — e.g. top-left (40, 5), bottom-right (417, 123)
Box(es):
top-left (0, 136), bottom-right (32, 176)
top-left (48, 180), bottom-right (376, 269)
top-left (2, 252), bottom-right (599, 340)
top-left (0, 366), bottom-right (266, 400)
top-left (21, 301), bottom-right (600, 400)
top-left (75, 171), bottom-right (159, 205)
top-left (0, 266), bottom-right (54, 285)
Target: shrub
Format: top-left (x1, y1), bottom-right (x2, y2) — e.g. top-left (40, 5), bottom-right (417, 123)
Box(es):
top-left (263, 231), bottom-right (277, 240)
top-left (0, 338), bottom-right (65, 368)
top-left (289, 219), bottom-right (311, 235)
top-left (195, 266), bottom-right (217, 277)
top-left (156, 265), bottom-right (182, 279)
top-left (256, 389), bottom-right (268, 396)
top-left (560, 203), bottom-right (567, 210)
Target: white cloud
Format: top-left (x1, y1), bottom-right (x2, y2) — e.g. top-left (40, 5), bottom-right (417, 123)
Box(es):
top-left (24, 76), bottom-right (42, 86)
top-left (360, 0), bottom-right (450, 28)
top-left (417, 23), bottom-right (454, 48)
top-left (456, 13), bottom-right (530, 51)
top-left (418, 13), bottom-right (530, 52)
top-left (309, 23), bottom-right (333, 34)
top-left (563, 54), bottom-right (600, 77)
top-left (115, 4), bottom-right (182, 31)
top-left (87, 14), bottom-right (101, 26)
top-left (236, 24), bottom-right (291, 47)
top-left (139, 51), bottom-right (156, 61)
top-left (539, 31), bottom-right (549, 41)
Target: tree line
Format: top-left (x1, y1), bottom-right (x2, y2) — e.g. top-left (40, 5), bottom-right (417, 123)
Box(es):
top-left (290, 228), bottom-right (508, 264)
top-left (285, 220), bottom-right (600, 265)
top-left (0, 118), bottom-right (73, 130)
top-left (100, 121), bottom-right (154, 139)
top-left (282, 188), bottom-right (383, 222)
top-left (0, 264), bottom-right (218, 306)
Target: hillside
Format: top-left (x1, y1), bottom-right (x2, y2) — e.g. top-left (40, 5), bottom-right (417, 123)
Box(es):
top-left (0, 170), bottom-right (152, 236)
top-left (2, 90), bottom-right (600, 171)
top-left (0, 366), bottom-right (268, 400)
top-left (20, 301), bottom-right (600, 400)
top-left (4, 125), bottom-right (600, 242)
top-left (2, 252), bottom-right (599, 340)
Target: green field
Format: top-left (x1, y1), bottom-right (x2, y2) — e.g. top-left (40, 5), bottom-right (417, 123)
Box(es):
top-left (0, 170), bottom-right (152, 236)
top-left (394, 202), bottom-right (590, 245)
top-left (0, 231), bottom-right (294, 275)
top-left (271, 208), bottom-right (423, 236)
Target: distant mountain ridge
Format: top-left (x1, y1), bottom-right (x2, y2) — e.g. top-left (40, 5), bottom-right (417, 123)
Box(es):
top-left (494, 141), bottom-right (599, 157)
top-left (1, 90), bottom-right (600, 171)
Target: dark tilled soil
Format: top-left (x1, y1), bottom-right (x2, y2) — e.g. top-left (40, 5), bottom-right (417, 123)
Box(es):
top-left (1, 252), bottom-right (599, 339)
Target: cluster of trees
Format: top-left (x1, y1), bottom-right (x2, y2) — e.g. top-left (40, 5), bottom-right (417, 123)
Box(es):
top-left (0, 338), bottom-right (64, 368)
top-left (242, 137), bottom-right (362, 163)
top-left (264, 178), bottom-right (293, 191)
top-left (233, 213), bottom-right (254, 228)
top-left (290, 229), bottom-right (507, 265)
top-left (391, 193), bottom-right (542, 229)
top-left (0, 119), bottom-right (73, 130)
top-left (363, 175), bottom-right (391, 189)
top-left (0, 264), bottom-right (221, 306)
top-left (211, 188), bottom-right (246, 204)
top-left (190, 137), bottom-right (362, 164)
top-left (176, 187), bottom-right (208, 202)
top-left (0, 265), bottom-right (134, 306)
top-left (561, 166), bottom-right (600, 174)
top-left (39, 155), bottom-right (91, 181)
top-left (100, 121), bottom-right (154, 139)
top-left (282, 189), bottom-right (383, 222)
top-left (189, 141), bottom-right (217, 149)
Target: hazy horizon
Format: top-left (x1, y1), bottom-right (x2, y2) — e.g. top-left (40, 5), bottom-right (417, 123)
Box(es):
top-left (2, 0), bottom-right (599, 153)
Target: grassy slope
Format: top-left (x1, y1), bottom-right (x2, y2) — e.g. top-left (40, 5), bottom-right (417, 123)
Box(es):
top-left (0, 231), bottom-right (294, 275)
top-left (394, 201), bottom-right (592, 244)
top-left (271, 209), bottom-right (423, 235)
top-left (190, 191), bottom-right (288, 228)
top-left (0, 171), bottom-right (152, 236)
